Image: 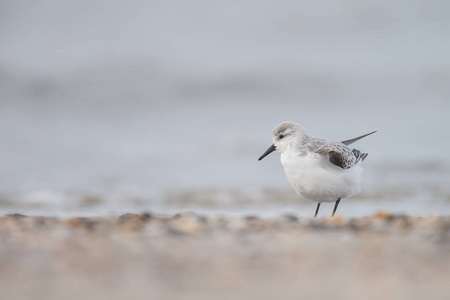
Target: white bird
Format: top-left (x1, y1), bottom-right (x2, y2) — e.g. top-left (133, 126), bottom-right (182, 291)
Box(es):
top-left (258, 121), bottom-right (376, 217)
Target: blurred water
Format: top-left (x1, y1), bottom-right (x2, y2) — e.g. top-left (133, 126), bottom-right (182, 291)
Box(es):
top-left (0, 0), bottom-right (449, 216)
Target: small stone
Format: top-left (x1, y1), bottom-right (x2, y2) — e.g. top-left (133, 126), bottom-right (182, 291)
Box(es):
top-left (245, 216), bottom-right (267, 229)
top-left (67, 217), bottom-right (87, 227)
top-left (5, 213), bottom-right (27, 219)
top-left (118, 213), bottom-right (140, 222)
top-left (139, 212), bottom-right (152, 221)
top-left (392, 216), bottom-right (412, 230)
top-left (117, 214), bottom-right (146, 231)
top-left (374, 212), bottom-right (394, 221)
top-left (173, 211), bottom-right (199, 220)
top-left (169, 216), bottom-right (205, 235)
top-left (328, 215), bottom-right (347, 224)
top-left (66, 217), bottom-right (98, 230)
top-left (278, 214), bottom-right (299, 223)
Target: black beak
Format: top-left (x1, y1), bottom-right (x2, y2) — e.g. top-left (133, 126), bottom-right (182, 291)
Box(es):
top-left (258, 144), bottom-right (276, 161)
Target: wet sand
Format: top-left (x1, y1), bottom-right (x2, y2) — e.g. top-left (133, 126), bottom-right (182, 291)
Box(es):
top-left (1, 212), bottom-right (449, 300)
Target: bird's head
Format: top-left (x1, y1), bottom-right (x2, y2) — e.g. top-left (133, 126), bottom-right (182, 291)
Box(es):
top-left (258, 121), bottom-right (308, 161)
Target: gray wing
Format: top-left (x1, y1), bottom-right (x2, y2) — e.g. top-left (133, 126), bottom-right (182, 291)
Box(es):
top-left (311, 140), bottom-right (361, 169)
top-left (341, 131), bottom-right (377, 146)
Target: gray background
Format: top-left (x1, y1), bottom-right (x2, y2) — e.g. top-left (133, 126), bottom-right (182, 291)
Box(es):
top-left (0, 0), bottom-right (449, 216)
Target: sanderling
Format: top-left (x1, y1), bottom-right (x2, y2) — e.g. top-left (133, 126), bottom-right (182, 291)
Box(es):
top-left (258, 121), bottom-right (376, 217)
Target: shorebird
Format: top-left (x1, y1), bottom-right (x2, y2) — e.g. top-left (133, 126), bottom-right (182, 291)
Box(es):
top-left (258, 122), bottom-right (375, 217)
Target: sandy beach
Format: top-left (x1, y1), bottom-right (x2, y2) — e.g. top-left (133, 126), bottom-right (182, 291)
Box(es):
top-left (1, 212), bottom-right (449, 300)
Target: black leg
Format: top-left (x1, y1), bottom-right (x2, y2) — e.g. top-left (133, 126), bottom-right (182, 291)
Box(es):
top-left (314, 203), bottom-right (321, 217)
top-left (332, 198), bottom-right (341, 217)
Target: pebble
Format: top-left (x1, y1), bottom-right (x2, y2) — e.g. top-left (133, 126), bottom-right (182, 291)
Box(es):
top-left (1, 212), bottom-right (450, 236)
top-left (374, 211), bottom-right (395, 221)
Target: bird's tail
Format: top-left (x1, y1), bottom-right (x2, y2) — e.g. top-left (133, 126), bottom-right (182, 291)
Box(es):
top-left (361, 153), bottom-right (369, 162)
top-left (341, 131), bottom-right (377, 146)
top-left (352, 149), bottom-right (369, 163)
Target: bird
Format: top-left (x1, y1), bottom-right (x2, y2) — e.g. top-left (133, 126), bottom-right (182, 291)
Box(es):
top-left (258, 121), bottom-right (376, 217)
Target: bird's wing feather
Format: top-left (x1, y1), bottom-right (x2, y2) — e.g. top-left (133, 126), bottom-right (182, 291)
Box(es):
top-left (327, 150), bottom-right (352, 169)
top-left (311, 140), bottom-right (357, 169)
top-left (341, 131), bottom-right (377, 146)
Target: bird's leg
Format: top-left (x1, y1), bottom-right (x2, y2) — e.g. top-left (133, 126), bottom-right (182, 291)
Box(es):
top-left (331, 198), bottom-right (341, 217)
top-left (314, 203), bottom-right (321, 217)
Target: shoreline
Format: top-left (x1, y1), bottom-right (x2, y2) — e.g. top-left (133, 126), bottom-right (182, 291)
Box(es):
top-left (1, 212), bottom-right (450, 300)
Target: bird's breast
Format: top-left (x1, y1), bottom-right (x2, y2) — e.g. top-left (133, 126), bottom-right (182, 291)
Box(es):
top-left (280, 151), bottom-right (362, 202)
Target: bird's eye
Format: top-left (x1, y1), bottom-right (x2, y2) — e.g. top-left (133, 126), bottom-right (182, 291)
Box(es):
top-left (279, 134), bottom-right (284, 139)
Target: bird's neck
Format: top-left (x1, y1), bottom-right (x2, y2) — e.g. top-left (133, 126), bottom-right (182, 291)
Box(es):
top-left (294, 132), bottom-right (310, 148)
top-left (283, 134), bottom-right (310, 153)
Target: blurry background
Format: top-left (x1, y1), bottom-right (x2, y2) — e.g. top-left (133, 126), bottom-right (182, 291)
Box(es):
top-left (0, 0), bottom-right (449, 216)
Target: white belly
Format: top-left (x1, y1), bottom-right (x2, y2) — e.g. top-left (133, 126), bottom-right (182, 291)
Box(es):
top-left (280, 151), bottom-right (362, 203)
